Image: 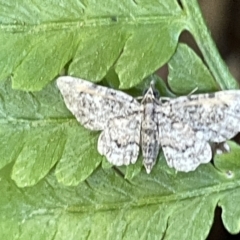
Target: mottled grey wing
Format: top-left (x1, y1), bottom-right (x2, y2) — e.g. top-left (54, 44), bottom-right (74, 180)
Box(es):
top-left (57, 76), bottom-right (141, 131)
top-left (160, 90), bottom-right (240, 142)
top-left (159, 120), bottom-right (212, 172)
top-left (98, 114), bottom-right (142, 166)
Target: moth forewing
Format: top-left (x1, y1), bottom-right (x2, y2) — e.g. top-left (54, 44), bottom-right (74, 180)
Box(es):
top-left (57, 76), bottom-right (141, 131)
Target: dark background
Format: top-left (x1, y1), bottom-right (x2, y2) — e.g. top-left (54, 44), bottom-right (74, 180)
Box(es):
top-left (184, 1), bottom-right (240, 239)
top-left (199, 0), bottom-right (240, 84)
top-left (189, 0), bottom-right (240, 84)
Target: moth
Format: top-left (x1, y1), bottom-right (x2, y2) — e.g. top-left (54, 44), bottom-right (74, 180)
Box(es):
top-left (57, 76), bottom-right (240, 173)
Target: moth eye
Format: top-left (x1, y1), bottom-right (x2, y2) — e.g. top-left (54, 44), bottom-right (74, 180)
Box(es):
top-left (143, 88), bottom-right (159, 98)
top-left (153, 89), bottom-right (160, 98)
top-left (143, 88), bottom-right (148, 95)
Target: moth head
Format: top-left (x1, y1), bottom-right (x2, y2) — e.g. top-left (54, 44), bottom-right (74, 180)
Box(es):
top-left (142, 81), bottom-right (160, 103)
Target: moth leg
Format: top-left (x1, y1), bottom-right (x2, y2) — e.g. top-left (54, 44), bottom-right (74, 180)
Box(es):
top-left (187, 87), bottom-right (198, 96)
top-left (212, 142), bottom-right (231, 155)
top-left (160, 97), bottom-right (171, 101)
top-left (136, 96), bottom-right (144, 101)
top-left (159, 87), bottom-right (198, 102)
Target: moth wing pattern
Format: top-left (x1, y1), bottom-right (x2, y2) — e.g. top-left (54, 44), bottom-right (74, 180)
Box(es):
top-left (98, 114), bottom-right (142, 166)
top-left (158, 119), bottom-right (212, 172)
top-left (161, 90), bottom-right (240, 143)
top-left (57, 76), bottom-right (240, 173)
top-left (57, 76), bottom-right (141, 131)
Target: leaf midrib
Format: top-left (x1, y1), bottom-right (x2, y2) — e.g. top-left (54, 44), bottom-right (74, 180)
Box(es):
top-left (66, 176), bottom-right (240, 213)
top-left (1, 15), bottom-right (183, 33)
